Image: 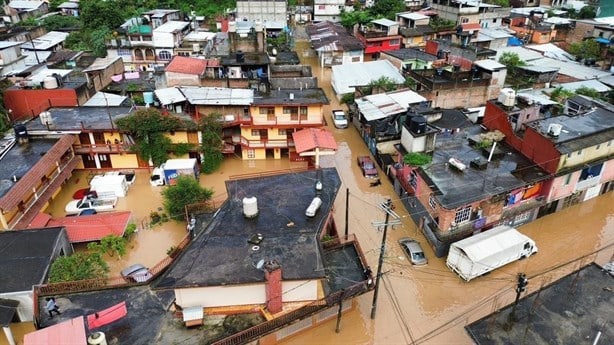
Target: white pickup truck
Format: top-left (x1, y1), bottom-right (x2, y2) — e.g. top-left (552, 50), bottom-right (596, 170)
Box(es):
top-left (65, 195), bottom-right (118, 215)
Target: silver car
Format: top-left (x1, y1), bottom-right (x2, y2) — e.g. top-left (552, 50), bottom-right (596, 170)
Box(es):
top-left (398, 238), bottom-right (428, 265)
top-left (121, 264), bottom-right (153, 283)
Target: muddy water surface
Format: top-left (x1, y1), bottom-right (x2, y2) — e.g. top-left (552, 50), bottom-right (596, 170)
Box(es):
top-left (277, 37), bottom-right (614, 345)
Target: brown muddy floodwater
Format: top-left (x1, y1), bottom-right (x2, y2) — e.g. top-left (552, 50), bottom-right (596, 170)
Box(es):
top-left (274, 38), bottom-right (614, 345)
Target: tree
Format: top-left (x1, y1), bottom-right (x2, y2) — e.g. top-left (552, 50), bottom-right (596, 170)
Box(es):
top-left (115, 108), bottom-right (194, 166)
top-left (88, 235), bottom-right (127, 259)
top-left (568, 40), bottom-right (601, 60)
top-left (577, 6), bottom-right (597, 19)
top-left (79, 0), bottom-right (125, 31)
top-left (48, 252), bottom-right (109, 283)
top-left (550, 87), bottom-right (575, 103)
top-left (162, 175), bottom-right (213, 221)
top-left (199, 113), bottom-right (224, 174)
top-left (404, 153), bottom-right (432, 166)
top-left (340, 9), bottom-right (373, 29)
top-left (498, 52), bottom-right (527, 69)
top-left (369, 0), bottom-right (405, 20)
top-left (368, 76), bottom-right (398, 94)
top-left (575, 86), bottom-right (601, 100)
top-left (41, 15), bottom-right (81, 31)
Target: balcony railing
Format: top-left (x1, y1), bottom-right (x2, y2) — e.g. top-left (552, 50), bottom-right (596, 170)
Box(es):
top-left (72, 143), bottom-right (132, 154)
top-left (406, 69), bottom-right (492, 91)
top-left (239, 136), bottom-right (294, 148)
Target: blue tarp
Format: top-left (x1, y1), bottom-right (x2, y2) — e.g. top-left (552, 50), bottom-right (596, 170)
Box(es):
top-left (595, 37), bottom-right (612, 45)
top-left (508, 37), bottom-right (523, 46)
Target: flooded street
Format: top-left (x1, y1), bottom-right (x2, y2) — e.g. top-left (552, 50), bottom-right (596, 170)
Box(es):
top-left (276, 36), bottom-right (614, 344)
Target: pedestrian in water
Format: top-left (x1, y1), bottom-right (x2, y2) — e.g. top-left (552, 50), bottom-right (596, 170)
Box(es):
top-left (46, 297), bottom-right (61, 318)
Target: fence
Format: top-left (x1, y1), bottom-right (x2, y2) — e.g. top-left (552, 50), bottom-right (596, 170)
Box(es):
top-left (212, 281), bottom-right (370, 345)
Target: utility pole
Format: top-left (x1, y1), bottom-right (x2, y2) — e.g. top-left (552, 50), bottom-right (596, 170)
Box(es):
top-left (344, 188), bottom-right (349, 240)
top-left (370, 199), bottom-right (401, 319)
top-left (509, 273), bottom-right (528, 323)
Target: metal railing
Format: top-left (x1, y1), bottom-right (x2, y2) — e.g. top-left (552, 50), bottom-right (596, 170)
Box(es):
top-left (212, 281), bottom-right (371, 345)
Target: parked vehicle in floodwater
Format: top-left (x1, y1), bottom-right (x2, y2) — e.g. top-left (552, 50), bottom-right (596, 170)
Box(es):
top-left (446, 225), bottom-right (538, 282)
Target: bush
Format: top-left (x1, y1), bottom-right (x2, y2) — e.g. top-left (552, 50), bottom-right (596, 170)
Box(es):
top-left (49, 252), bottom-right (109, 283)
top-left (403, 152), bottom-right (432, 166)
top-left (162, 176), bottom-right (214, 221)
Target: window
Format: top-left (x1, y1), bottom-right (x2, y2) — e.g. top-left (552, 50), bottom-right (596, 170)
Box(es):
top-left (300, 107), bottom-right (308, 120)
top-left (251, 130), bottom-right (260, 137)
top-left (514, 211), bottom-right (531, 224)
top-left (159, 50), bottom-right (172, 60)
top-left (389, 39), bottom-right (400, 46)
top-left (259, 107), bottom-right (274, 115)
top-left (428, 195), bottom-right (437, 209)
top-left (118, 48), bottom-right (131, 56)
top-left (278, 129), bottom-right (286, 136)
top-left (267, 113), bottom-right (275, 121)
top-left (284, 106), bottom-right (298, 120)
top-left (577, 149), bottom-right (583, 156)
top-left (461, 18), bottom-right (469, 24)
top-left (567, 152), bottom-right (572, 158)
top-left (409, 170), bottom-right (418, 189)
top-left (596, 144), bottom-right (600, 150)
top-left (564, 174), bottom-right (572, 185)
top-left (579, 163), bottom-right (603, 181)
top-left (454, 206), bottom-right (472, 224)
top-left (246, 149), bottom-right (255, 159)
top-left (492, 18), bottom-right (497, 23)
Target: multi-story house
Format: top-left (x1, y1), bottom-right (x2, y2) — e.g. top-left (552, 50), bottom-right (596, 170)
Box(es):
top-left (388, 95), bottom-right (550, 256)
top-left (396, 12), bottom-right (435, 48)
top-left (20, 31), bottom-right (69, 54)
top-left (313, 0), bottom-right (353, 22)
top-left (483, 94), bottom-right (614, 217)
top-left (0, 134), bottom-right (78, 230)
top-left (307, 21), bottom-right (365, 67)
top-left (236, 0), bottom-right (288, 23)
top-left (428, 0), bottom-right (510, 28)
top-left (4, 0), bottom-right (48, 23)
top-left (355, 18), bottom-right (402, 60)
top-left (152, 21), bottom-right (191, 67)
top-left (106, 9), bottom-right (184, 72)
top-left (0, 41), bottom-right (27, 76)
top-left (244, 88), bottom-right (329, 160)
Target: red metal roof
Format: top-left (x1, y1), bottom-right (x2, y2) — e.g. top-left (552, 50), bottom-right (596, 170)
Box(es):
top-left (462, 23), bottom-right (481, 31)
top-left (165, 56), bottom-right (208, 75)
top-left (28, 213), bottom-right (52, 228)
top-left (87, 301), bottom-right (128, 330)
top-left (292, 128), bottom-right (338, 154)
top-left (24, 317), bottom-right (86, 345)
top-left (0, 135), bottom-right (75, 211)
top-left (33, 211), bottom-right (133, 243)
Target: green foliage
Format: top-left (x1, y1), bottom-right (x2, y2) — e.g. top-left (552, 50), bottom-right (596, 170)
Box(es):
top-left (369, 0), bottom-right (405, 20)
top-left (368, 76), bottom-right (398, 93)
top-left (498, 52), bottom-right (527, 69)
top-left (150, 211), bottom-right (168, 225)
top-left (575, 86), bottom-right (601, 99)
top-left (403, 152), bottom-right (432, 166)
top-left (80, 0), bottom-right (125, 31)
top-left (568, 40), bottom-right (601, 60)
top-left (577, 6), bottom-right (597, 19)
top-left (162, 175), bottom-right (213, 221)
top-left (607, 90), bottom-right (614, 105)
top-left (199, 113), bottom-right (224, 174)
top-left (267, 32), bottom-right (289, 51)
top-left (124, 223), bottom-right (137, 240)
top-left (340, 9), bottom-right (373, 28)
top-left (429, 17), bottom-right (456, 30)
top-left (173, 142), bottom-right (194, 156)
top-left (115, 108), bottom-right (192, 166)
top-left (550, 87), bottom-right (575, 103)
top-left (477, 139), bottom-right (493, 149)
top-left (42, 15), bottom-right (81, 31)
top-left (49, 252), bottom-right (109, 283)
top-left (340, 93), bottom-right (355, 105)
top-left (88, 235), bottom-right (127, 259)
top-left (404, 77), bottom-right (417, 89)
top-left (0, 79), bottom-right (13, 132)
top-left (482, 0), bottom-right (509, 6)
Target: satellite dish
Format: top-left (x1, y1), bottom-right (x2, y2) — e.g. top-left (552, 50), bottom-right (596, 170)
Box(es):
top-left (255, 259), bottom-right (265, 270)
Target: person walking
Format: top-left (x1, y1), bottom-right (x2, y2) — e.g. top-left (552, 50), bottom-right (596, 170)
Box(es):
top-left (46, 297), bottom-right (61, 318)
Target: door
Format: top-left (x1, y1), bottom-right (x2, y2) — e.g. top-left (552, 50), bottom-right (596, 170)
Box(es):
top-left (92, 132), bottom-right (105, 144)
top-left (99, 154), bottom-right (112, 168)
top-left (82, 154), bottom-right (96, 169)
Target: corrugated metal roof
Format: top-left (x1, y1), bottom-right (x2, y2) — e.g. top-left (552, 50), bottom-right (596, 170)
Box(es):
top-left (83, 92), bottom-right (127, 107)
top-left (372, 18), bottom-right (397, 27)
top-left (154, 21), bottom-right (190, 33)
top-left (331, 60), bottom-right (405, 95)
top-left (474, 59), bottom-right (506, 71)
top-left (397, 12), bottom-right (429, 20)
top-left (529, 58), bottom-right (611, 80)
top-left (179, 86), bottom-right (254, 105)
top-left (21, 31), bottom-right (69, 50)
top-left (82, 57), bottom-right (122, 72)
top-left (557, 80), bottom-right (611, 93)
top-left (8, 1), bottom-right (43, 9)
top-left (494, 46), bottom-right (544, 62)
top-left (356, 90), bottom-right (426, 122)
top-left (154, 87), bottom-right (186, 105)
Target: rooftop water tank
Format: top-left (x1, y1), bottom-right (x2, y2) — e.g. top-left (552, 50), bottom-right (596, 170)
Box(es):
top-left (39, 111), bottom-right (53, 126)
top-left (547, 123), bottom-right (562, 137)
top-left (243, 196), bottom-right (258, 218)
top-left (409, 116), bottom-right (427, 135)
top-left (43, 76), bottom-right (58, 89)
top-left (87, 332), bottom-right (107, 345)
top-left (498, 88), bottom-right (516, 107)
top-left (305, 197), bottom-right (322, 218)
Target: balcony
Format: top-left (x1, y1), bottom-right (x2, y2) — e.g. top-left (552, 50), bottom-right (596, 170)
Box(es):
top-left (240, 136), bottom-right (294, 149)
top-left (72, 143), bottom-right (132, 155)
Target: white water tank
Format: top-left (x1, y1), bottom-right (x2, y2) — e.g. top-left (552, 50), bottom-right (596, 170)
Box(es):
top-left (547, 123), bottom-right (562, 137)
top-left (192, 43), bottom-right (200, 52)
top-left (43, 76), bottom-right (58, 89)
top-left (87, 332), bottom-right (107, 345)
top-left (305, 197), bottom-right (322, 217)
top-left (243, 197), bottom-right (258, 218)
top-left (228, 21), bottom-right (237, 33)
top-left (255, 21), bottom-right (263, 32)
top-left (39, 111), bottom-right (53, 126)
top-left (497, 88), bottom-right (516, 107)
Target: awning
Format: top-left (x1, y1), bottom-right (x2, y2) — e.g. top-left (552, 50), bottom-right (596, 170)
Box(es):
top-left (87, 301), bottom-right (128, 330)
top-left (595, 37), bottom-right (611, 45)
top-left (24, 317), bottom-right (87, 345)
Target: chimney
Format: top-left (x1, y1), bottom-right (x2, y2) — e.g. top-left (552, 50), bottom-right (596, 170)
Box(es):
top-left (264, 261), bottom-right (282, 314)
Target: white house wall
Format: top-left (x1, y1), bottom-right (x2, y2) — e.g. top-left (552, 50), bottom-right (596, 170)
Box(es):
top-left (401, 127), bottom-right (426, 153)
top-left (153, 32), bottom-right (176, 48)
top-left (0, 291), bottom-right (33, 322)
top-left (174, 279), bottom-right (318, 308)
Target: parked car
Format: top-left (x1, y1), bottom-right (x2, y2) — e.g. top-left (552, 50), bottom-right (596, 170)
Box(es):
top-left (398, 238), bottom-right (427, 265)
top-left (357, 156), bottom-right (378, 179)
top-left (120, 264), bottom-right (153, 283)
top-left (65, 195), bottom-right (117, 215)
top-left (331, 109), bottom-right (348, 129)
